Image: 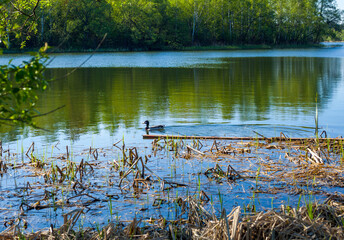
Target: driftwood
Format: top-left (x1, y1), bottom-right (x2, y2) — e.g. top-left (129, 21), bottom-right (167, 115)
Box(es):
top-left (187, 145), bottom-right (205, 156)
top-left (143, 134), bottom-right (344, 142)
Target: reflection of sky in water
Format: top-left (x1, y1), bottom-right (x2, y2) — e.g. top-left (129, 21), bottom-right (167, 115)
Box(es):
top-left (1, 43), bottom-right (344, 68)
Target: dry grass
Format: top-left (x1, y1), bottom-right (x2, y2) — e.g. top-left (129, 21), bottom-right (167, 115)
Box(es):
top-left (1, 197), bottom-right (343, 239)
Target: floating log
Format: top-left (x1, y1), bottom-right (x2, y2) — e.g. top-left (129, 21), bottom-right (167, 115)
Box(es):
top-left (143, 134), bottom-right (344, 142)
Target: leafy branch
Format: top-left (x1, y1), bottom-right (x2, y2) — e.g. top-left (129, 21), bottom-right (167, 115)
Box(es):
top-left (0, 44), bottom-right (52, 126)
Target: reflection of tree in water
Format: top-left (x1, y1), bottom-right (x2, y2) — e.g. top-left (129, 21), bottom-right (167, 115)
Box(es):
top-left (269, 57), bottom-right (342, 107)
top-left (219, 57), bottom-right (343, 121)
top-left (0, 57), bottom-right (342, 142)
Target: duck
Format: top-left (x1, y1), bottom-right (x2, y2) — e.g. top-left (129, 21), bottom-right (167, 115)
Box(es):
top-left (143, 120), bottom-right (165, 131)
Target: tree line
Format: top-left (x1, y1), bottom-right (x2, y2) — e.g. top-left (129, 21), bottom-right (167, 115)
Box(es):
top-left (1, 0), bottom-right (343, 50)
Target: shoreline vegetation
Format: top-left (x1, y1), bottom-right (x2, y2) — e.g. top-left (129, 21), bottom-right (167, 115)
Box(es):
top-left (2, 0), bottom-right (343, 54)
top-left (1, 43), bottom-right (329, 55)
top-left (0, 135), bottom-right (344, 239)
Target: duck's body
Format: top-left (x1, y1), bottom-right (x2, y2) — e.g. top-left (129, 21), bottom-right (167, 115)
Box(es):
top-left (143, 120), bottom-right (164, 130)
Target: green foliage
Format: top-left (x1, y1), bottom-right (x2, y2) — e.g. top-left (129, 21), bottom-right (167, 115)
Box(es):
top-left (0, 0), bottom-right (48, 48)
top-left (324, 28), bottom-right (344, 41)
top-left (1, 0), bottom-right (343, 50)
top-left (0, 1), bottom-right (53, 128)
top-left (0, 47), bottom-right (49, 126)
top-left (45, 0), bottom-right (118, 49)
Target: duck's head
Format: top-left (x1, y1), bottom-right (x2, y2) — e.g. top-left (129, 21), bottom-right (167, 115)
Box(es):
top-left (143, 120), bottom-right (150, 127)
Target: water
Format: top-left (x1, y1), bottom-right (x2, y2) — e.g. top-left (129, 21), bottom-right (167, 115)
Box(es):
top-left (0, 45), bottom-right (344, 232)
top-left (1, 47), bottom-right (344, 147)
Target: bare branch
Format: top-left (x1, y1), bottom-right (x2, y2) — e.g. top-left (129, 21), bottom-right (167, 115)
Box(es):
top-left (31, 105), bottom-right (66, 118)
top-left (52, 33), bottom-right (108, 81)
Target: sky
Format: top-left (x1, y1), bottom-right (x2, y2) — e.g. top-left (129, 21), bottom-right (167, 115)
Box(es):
top-left (338, 0), bottom-right (344, 11)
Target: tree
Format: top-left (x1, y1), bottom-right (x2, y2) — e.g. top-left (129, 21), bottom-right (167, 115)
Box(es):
top-left (0, 0), bottom-right (44, 48)
top-left (1, 0), bottom-right (343, 49)
top-left (109, 0), bottom-right (164, 49)
top-left (42, 0), bottom-right (117, 49)
top-left (1, 0), bottom-right (52, 127)
top-left (314, 0), bottom-right (342, 42)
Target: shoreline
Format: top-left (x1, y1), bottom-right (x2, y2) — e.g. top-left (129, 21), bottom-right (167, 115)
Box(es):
top-left (1, 43), bottom-right (328, 55)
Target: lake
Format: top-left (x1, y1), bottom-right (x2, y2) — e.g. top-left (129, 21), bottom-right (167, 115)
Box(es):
top-left (0, 45), bottom-right (344, 232)
top-left (1, 45), bottom-right (344, 148)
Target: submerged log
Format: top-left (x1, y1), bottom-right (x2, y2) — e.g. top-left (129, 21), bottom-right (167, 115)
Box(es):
top-left (143, 134), bottom-right (344, 142)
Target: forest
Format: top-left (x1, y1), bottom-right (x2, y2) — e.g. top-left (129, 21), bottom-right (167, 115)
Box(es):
top-left (0, 0), bottom-right (343, 50)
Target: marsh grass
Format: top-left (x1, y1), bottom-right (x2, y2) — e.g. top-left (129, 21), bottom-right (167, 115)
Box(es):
top-left (8, 197), bottom-right (342, 239)
top-left (1, 135), bottom-right (344, 239)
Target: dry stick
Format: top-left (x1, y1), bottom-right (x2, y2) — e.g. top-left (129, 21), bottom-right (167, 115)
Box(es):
top-left (54, 141), bottom-right (60, 150)
top-left (78, 159), bottom-right (84, 180)
top-left (142, 164), bottom-right (163, 181)
top-left (143, 134), bottom-right (344, 142)
top-left (119, 158), bottom-right (141, 187)
top-left (200, 190), bottom-right (210, 202)
top-left (227, 163), bottom-right (242, 179)
top-left (231, 206), bottom-right (241, 240)
top-left (113, 139), bottom-right (122, 146)
top-left (134, 147), bottom-right (138, 158)
top-left (307, 148), bottom-right (324, 164)
top-left (72, 180), bottom-right (86, 190)
top-left (280, 132), bottom-right (289, 140)
top-left (0, 219), bottom-right (21, 235)
top-left (198, 140), bottom-right (203, 149)
top-left (121, 169), bottom-right (134, 188)
top-left (253, 131), bottom-right (268, 139)
top-left (113, 159), bottom-right (120, 170)
top-left (187, 145), bottom-right (205, 156)
top-left (140, 157), bottom-right (145, 178)
top-left (211, 140), bottom-right (219, 152)
top-left (25, 142), bottom-right (35, 160)
top-left (83, 193), bottom-right (101, 202)
top-left (55, 165), bottom-right (65, 183)
top-left (113, 139), bottom-right (122, 150)
top-left (320, 130), bottom-right (327, 138)
top-left (143, 164), bottom-right (187, 187)
top-left (84, 161), bottom-right (94, 174)
top-left (133, 171), bottom-right (141, 188)
top-left (92, 149), bottom-right (98, 160)
top-left (66, 146), bottom-right (69, 159)
top-left (60, 208), bottom-right (84, 234)
top-left (129, 148), bottom-right (133, 163)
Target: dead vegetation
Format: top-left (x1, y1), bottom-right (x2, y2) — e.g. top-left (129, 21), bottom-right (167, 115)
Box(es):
top-left (0, 134), bottom-right (344, 239)
top-left (1, 197), bottom-right (343, 239)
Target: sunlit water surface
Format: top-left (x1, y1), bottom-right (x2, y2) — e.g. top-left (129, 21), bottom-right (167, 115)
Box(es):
top-left (1, 45), bottom-right (344, 148)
